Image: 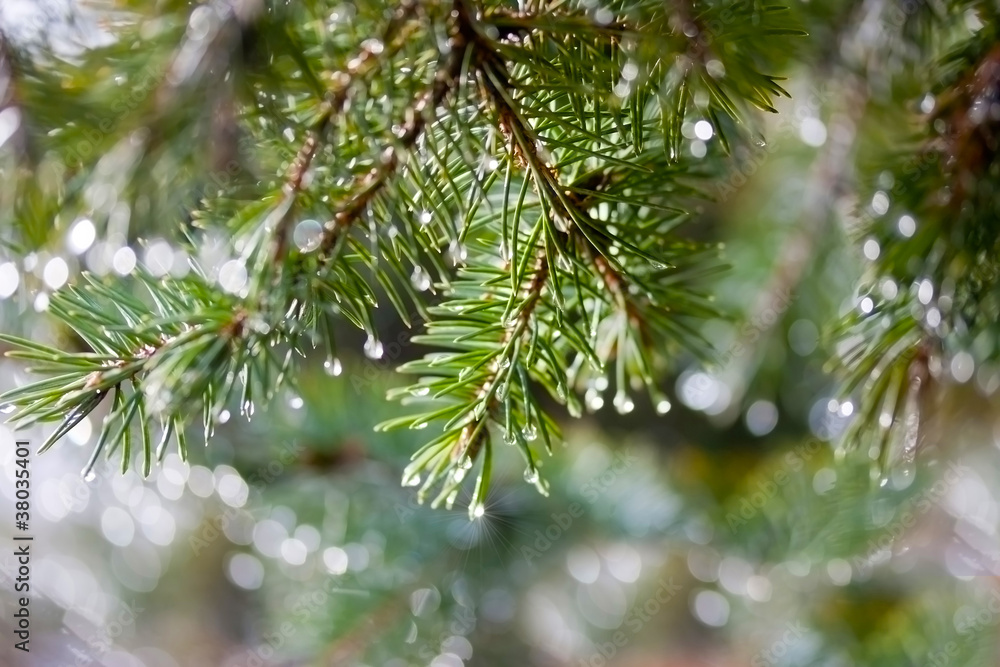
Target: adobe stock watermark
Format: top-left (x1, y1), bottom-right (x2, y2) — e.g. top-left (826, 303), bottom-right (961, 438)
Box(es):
top-left (392, 448), bottom-right (638, 529)
top-left (579, 577), bottom-right (684, 667)
top-left (683, 286), bottom-right (795, 426)
top-left (725, 438), bottom-right (824, 531)
top-left (52, 453), bottom-right (128, 516)
top-left (717, 285), bottom-right (794, 368)
top-left (715, 83), bottom-right (836, 203)
top-left (225, 570), bottom-right (368, 667)
top-left (750, 621), bottom-right (808, 667)
top-left (0, 552), bottom-right (143, 666)
top-left (190, 440), bottom-right (305, 556)
top-left (927, 587), bottom-right (1000, 666)
top-left (68, 598), bottom-right (145, 666)
top-left (520, 449), bottom-right (637, 563)
top-left (65, 62), bottom-right (161, 166)
top-left (412, 603), bottom-right (476, 662)
top-left (852, 461), bottom-right (969, 576)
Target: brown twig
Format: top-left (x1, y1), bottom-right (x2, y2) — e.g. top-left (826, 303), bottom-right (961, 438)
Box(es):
top-left (317, 0), bottom-right (470, 256)
top-left (269, 0), bottom-right (420, 267)
top-left (454, 249), bottom-right (549, 463)
top-left (473, 36), bottom-right (651, 348)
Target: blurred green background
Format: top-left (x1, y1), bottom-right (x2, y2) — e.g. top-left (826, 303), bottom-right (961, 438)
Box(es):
top-left (3, 0), bottom-right (1000, 666)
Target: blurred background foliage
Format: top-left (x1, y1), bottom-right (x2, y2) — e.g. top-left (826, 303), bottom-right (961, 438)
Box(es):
top-left (3, 0), bottom-right (1000, 666)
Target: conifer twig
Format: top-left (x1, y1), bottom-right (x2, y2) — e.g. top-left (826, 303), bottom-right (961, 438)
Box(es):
top-left (269, 0), bottom-right (420, 267)
top-left (473, 39), bottom-right (649, 343)
top-left (317, 0), bottom-right (470, 257)
top-left (454, 250), bottom-right (549, 466)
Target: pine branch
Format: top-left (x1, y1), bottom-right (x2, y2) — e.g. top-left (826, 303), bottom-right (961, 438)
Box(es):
top-left (1, 0), bottom-right (803, 509)
top-left (0, 4), bottom-right (434, 474)
top-left (450, 250), bottom-right (550, 515)
top-left (0, 272), bottom-right (252, 475)
top-left (317, 25), bottom-right (467, 257)
top-left (475, 35), bottom-right (648, 329)
top-left (269, 0), bottom-right (420, 268)
top-left (379, 1), bottom-right (730, 506)
top-left (834, 13), bottom-right (1000, 471)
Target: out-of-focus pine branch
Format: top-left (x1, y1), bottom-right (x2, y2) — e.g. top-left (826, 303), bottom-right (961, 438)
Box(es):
top-left (833, 2), bottom-right (1000, 473)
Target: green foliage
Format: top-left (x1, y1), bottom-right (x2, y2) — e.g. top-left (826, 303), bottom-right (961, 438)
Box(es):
top-left (6, 0), bottom-right (1000, 514)
top-left (832, 1), bottom-right (1000, 467)
top-left (0, 0), bottom-right (805, 511)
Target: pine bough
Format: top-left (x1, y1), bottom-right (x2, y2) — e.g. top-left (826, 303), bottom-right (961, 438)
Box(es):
top-left (1, 0), bottom-right (803, 516)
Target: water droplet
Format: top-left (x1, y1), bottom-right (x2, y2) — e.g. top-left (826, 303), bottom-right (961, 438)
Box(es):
top-left (0, 402), bottom-right (15, 415)
top-left (499, 357), bottom-right (511, 369)
top-left (521, 425), bottom-right (537, 441)
top-left (445, 489), bottom-right (459, 510)
top-left (567, 398), bottom-right (582, 418)
top-left (503, 429), bottom-right (517, 446)
top-left (585, 388), bottom-right (604, 412)
top-left (410, 266), bottom-right (431, 291)
top-left (920, 93), bottom-right (935, 114)
top-left (863, 238), bottom-right (881, 261)
top-left (364, 336), bottom-right (384, 359)
top-left (324, 357), bottom-right (343, 376)
top-left (613, 392), bottom-right (635, 415)
top-left (419, 210), bottom-right (433, 225)
top-left (218, 259), bottom-right (248, 294)
top-left (403, 473), bottom-right (421, 487)
top-left (413, 422), bottom-right (428, 430)
top-left (694, 120), bottom-right (714, 141)
top-left (523, 467), bottom-right (539, 484)
top-left (410, 386), bottom-right (430, 397)
top-left (361, 37), bottom-right (384, 55)
top-left (446, 240), bottom-right (467, 266)
top-left (241, 399), bottom-right (256, 417)
top-left (289, 395), bottom-right (304, 410)
top-left (452, 467), bottom-right (467, 484)
top-left (472, 503), bottom-right (485, 519)
top-left (293, 219), bottom-right (323, 252)
top-left (499, 241), bottom-right (510, 261)
top-left (656, 399), bottom-right (672, 415)
top-left (496, 381), bottom-right (508, 399)
top-left (890, 461), bottom-right (916, 490)
top-left (83, 469), bottom-right (97, 482)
